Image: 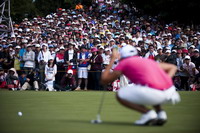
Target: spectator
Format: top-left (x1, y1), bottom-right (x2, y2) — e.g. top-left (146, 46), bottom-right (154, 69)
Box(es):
top-left (55, 47), bottom-right (65, 84)
top-left (64, 43), bottom-right (78, 74)
top-left (75, 2), bottom-right (84, 10)
top-left (144, 45), bottom-right (158, 60)
top-left (89, 47), bottom-right (103, 90)
top-left (75, 46), bottom-right (90, 91)
top-left (37, 43), bottom-right (51, 83)
top-left (57, 69), bottom-right (76, 91)
top-left (5, 68), bottom-right (19, 90)
top-left (191, 49), bottom-right (200, 71)
top-left (181, 56), bottom-right (199, 90)
top-left (45, 57), bottom-right (57, 91)
top-left (0, 68), bottom-right (7, 88)
top-left (23, 44), bottom-right (35, 75)
top-left (13, 46), bottom-right (21, 73)
top-left (20, 69), bottom-right (39, 91)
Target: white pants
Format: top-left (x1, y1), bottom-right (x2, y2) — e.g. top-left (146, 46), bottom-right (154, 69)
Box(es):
top-left (21, 81), bottom-right (39, 90)
top-left (117, 84), bottom-right (181, 105)
top-left (78, 67), bottom-right (88, 78)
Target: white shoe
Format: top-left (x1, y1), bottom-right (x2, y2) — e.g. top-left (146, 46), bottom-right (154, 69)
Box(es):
top-left (134, 110), bottom-right (157, 126)
top-left (156, 111), bottom-right (167, 125)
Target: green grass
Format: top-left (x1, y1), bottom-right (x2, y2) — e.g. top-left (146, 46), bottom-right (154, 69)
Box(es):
top-left (0, 91), bottom-right (200, 133)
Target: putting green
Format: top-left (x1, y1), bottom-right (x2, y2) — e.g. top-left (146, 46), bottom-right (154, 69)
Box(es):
top-left (0, 91), bottom-right (200, 133)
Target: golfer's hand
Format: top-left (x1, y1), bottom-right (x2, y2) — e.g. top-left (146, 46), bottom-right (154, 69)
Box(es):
top-left (111, 49), bottom-right (120, 60)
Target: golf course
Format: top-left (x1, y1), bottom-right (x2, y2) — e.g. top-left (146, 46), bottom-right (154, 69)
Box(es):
top-left (0, 90), bottom-right (200, 133)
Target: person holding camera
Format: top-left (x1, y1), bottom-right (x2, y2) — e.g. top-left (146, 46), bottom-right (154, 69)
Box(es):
top-left (37, 43), bottom-right (51, 83)
top-left (20, 69), bottom-right (39, 91)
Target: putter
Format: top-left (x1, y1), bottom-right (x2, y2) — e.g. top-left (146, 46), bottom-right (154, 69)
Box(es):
top-left (91, 90), bottom-right (106, 124)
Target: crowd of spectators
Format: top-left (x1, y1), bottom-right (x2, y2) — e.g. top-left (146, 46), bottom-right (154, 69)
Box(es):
top-left (0, 0), bottom-right (200, 91)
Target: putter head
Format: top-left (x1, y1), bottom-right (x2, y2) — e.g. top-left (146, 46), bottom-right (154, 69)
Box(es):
top-left (91, 119), bottom-right (102, 124)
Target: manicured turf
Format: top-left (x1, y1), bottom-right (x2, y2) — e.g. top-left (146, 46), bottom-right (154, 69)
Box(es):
top-left (0, 90), bottom-right (200, 133)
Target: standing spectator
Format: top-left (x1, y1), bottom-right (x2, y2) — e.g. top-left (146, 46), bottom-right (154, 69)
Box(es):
top-left (34, 44), bottom-right (41, 69)
top-left (75, 2), bottom-right (84, 10)
top-left (45, 57), bottom-right (57, 91)
top-left (89, 47), bottom-right (103, 90)
top-left (23, 44), bottom-right (35, 75)
top-left (13, 46), bottom-right (21, 73)
top-left (55, 47), bottom-right (65, 84)
top-left (37, 43), bottom-right (51, 83)
top-left (2, 46), bottom-right (13, 70)
top-left (75, 46), bottom-right (90, 91)
top-left (64, 43), bottom-right (77, 74)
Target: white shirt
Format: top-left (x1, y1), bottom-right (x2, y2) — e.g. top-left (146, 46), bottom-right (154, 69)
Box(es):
top-left (45, 64), bottom-right (57, 81)
top-left (68, 49), bottom-right (74, 61)
top-left (37, 50), bottom-right (52, 63)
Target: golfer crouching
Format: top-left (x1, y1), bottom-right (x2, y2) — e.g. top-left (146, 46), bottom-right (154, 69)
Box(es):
top-left (101, 45), bottom-right (180, 126)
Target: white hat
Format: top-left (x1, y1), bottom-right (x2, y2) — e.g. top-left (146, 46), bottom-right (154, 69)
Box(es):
top-left (15, 46), bottom-right (21, 49)
top-left (120, 45), bottom-right (138, 58)
top-left (48, 56), bottom-right (54, 60)
top-left (105, 48), bottom-right (111, 51)
top-left (157, 47), bottom-right (163, 50)
top-left (42, 43), bottom-right (48, 47)
top-left (172, 50), bottom-right (177, 53)
top-left (194, 49), bottom-right (199, 52)
top-left (27, 44), bottom-right (32, 47)
top-left (189, 45), bottom-right (195, 49)
top-left (67, 69), bottom-right (73, 74)
top-left (121, 43), bottom-right (127, 47)
top-left (60, 46), bottom-right (65, 50)
top-left (165, 50), bottom-right (171, 53)
top-left (184, 55), bottom-right (191, 60)
top-left (35, 44), bottom-right (40, 48)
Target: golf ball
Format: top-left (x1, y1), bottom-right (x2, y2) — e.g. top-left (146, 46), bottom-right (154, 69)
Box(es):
top-left (18, 112), bottom-right (22, 116)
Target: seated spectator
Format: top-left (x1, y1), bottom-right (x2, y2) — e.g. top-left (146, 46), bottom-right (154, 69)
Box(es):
top-left (56, 69), bottom-right (76, 91)
top-left (19, 72), bottom-right (27, 87)
top-left (0, 68), bottom-right (7, 88)
top-left (20, 69), bottom-right (39, 91)
top-left (6, 68), bottom-right (19, 90)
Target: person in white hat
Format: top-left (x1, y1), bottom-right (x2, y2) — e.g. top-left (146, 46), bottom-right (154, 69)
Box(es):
top-left (101, 45), bottom-right (180, 126)
top-left (182, 55), bottom-right (199, 90)
top-left (37, 43), bottom-right (52, 83)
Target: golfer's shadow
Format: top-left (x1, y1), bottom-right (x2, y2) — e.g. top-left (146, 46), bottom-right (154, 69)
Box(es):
top-left (61, 119), bottom-right (134, 126)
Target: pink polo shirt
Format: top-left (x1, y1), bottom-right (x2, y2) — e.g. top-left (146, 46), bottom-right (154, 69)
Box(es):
top-left (114, 56), bottom-right (173, 90)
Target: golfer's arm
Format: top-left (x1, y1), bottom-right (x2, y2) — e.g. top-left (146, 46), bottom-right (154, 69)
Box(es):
top-left (101, 59), bottom-right (121, 85)
top-left (159, 63), bottom-right (177, 78)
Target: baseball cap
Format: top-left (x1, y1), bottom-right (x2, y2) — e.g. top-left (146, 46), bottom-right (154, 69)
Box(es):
top-left (165, 50), bottom-right (171, 53)
top-left (15, 46), bottom-right (21, 49)
top-left (194, 49), bottom-right (199, 52)
top-left (120, 45), bottom-right (138, 59)
top-left (35, 44), bottom-right (40, 48)
top-left (67, 69), bottom-right (73, 74)
top-left (184, 55), bottom-right (191, 60)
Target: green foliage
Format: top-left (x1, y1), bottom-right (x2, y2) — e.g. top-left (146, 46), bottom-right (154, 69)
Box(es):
top-left (11, 0), bottom-right (37, 22)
